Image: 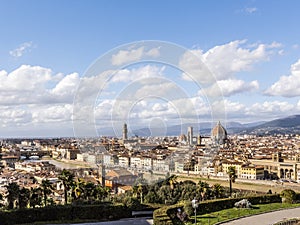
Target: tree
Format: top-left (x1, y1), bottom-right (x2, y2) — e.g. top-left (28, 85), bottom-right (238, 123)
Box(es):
top-left (30, 187), bottom-right (42, 208)
top-left (281, 189), bottom-right (296, 204)
top-left (212, 183), bottom-right (224, 199)
top-left (0, 192), bottom-right (4, 208)
top-left (197, 180), bottom-right (210, 200)
top-left (133, 178), bottom-right (148, 203)
top-left (41, 179), bottom-right (54, 206)
top-left (144, 191), bottom-right (159, 203)
top-left (167, 175), bottom-right (178, 190)
top-left (73, 178), bottom-right (85, 200)
top-left (83, 182), bottom-right (96, 201)
top-left (227, 166), bottom-right (237, 197)
top-left (6, 182), bottom-right (20, 209)
top-left (137, 183), bottom-right (144, 203)
top-left (58, 169), bottom-right (75, 204)
top-left (19, 187), bottom-right (30, 208)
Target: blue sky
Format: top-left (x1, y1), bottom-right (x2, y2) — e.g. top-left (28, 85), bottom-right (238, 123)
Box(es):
top-left (1, 0), bottom-right (300, 137)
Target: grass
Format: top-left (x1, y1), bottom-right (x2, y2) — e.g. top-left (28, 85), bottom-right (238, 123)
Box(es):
top-left (185, 203), bottom-right (300, 225)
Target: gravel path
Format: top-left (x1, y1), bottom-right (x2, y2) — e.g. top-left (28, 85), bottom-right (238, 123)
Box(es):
top-left (221, 207), bottom-right (300, 225)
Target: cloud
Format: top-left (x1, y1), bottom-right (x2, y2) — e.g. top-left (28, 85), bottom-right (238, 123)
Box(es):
top-left (179, 40), bottom-right (281, 97)
top-left (51, 72), bottom-right (80, 101)
top-left (0, 65), bottom-right (79, 105)
top-left (31, 104), bottom-right (73, 123)
top-left (0, 65), bottom-right (81, 136)
top-left (209, 99), bottom-right (299, 122)
top-left (265, 59), bottom-right (300, 97)
top-left (203, 79), bottom-right (259, 97)
top-left (245, 101), bottom-right (295, 121)
top-left (245, 7), bottom-right (257, 14)
top-left (111, 65), bottom-right (165, 83)
top-left (180, 40), bottom-right (281, 82)
top-left (236, 7), bottom-right (258, 15)
top-left (111, 46), bottom-right (160, 66)
top-left (9, 42), bottom-right (34, 58)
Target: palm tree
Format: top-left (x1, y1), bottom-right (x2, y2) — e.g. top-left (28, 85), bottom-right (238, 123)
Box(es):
top-left (227, 166), bottom-right (237, 197)
top-left (6, 182), bottom-right (20, 209)
top-left (58, 169), bottom-right (75, 204)
top-left (102, 186), bottom-right (111, 201)
top-left (137, 183), bottom-right (144, 203)
top-left (84, 182), bottom-right (96, 201)
top-left (212, 183), bottom-right (224, 199)
top-left (19, 187), bottom-right (30, 208)
top-left (93, 184), bottom-right (103, 201)
top-left (198, 180), bottom-right (210, 201)
top-left (30, 187), bottom-right (42, 208)
top-left (41, 179), bottom-right (54, 206)
top-left (74, 178), bottom-right (85, 200)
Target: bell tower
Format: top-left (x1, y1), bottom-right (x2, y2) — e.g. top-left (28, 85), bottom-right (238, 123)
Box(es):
top-left (123, 123), bottom-right (128, 140)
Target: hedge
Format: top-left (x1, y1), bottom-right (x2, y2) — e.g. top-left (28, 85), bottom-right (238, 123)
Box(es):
top-left (153, 194), bottom-right (282, 225)
top-left (0, 204), bottom-right (131, 225)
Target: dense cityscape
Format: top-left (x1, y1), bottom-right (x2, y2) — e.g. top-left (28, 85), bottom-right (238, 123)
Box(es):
top-left (1, 121), bottom-right (300, 208)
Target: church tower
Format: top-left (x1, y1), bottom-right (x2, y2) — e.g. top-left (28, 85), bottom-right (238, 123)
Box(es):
top-left (187, 126), bottom-right (193, 146)
top-left (123, 123), bottom-right (128, 140)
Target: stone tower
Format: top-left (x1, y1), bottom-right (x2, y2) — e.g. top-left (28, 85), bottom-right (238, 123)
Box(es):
top-left (123, 123), bottom-right (128, 140)
top-left (187, 126), bottom-right (193, 146)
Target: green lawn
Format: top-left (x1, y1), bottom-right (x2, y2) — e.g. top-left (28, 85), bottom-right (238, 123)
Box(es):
top-left (185, 203), bottom-right (300, 225)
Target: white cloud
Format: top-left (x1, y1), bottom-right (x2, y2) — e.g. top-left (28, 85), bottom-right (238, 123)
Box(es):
top-left (0, 65), bottom-right (78, 105)
top-left (51, 73), bottom-right (80, 101)
top-left (111, 46), bottom-right (160, 66)
top-left (111, 65), bottom-right (165, 83)
top-left (203, 79), bottom-right (259, 97)
top-left (31, 104), bottom-right (73, 123)
top-left (9, 42), bottom-right (34, 58)
top-left (180, 40), bottom-right (281, 82)
top-left (179, 40), bottom-right (282, 97)
top-left (0, 64), bottom-right (82, 136)
top-left (265, 59), bottom-right (300, 97)
top-left (210, 99), bottom-right (299, 122)
top-left (246, 101), bottom-right (295, 119)
top-left (245, 7), bottom-right (257, 14)
top-left (146, 47), bottom-right (160, 57)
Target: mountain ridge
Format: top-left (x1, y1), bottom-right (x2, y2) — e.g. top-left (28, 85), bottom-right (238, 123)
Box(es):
top-left (132, 115), bottom-right (300, 137)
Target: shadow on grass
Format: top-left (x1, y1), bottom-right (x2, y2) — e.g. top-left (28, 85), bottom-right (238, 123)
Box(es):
top-left (199, 216), bottom-right (217, 219)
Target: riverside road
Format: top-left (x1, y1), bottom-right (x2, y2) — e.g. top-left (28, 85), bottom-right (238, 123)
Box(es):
top-left (50, 208), bottom-right (300, 225)
top-left (220, 207), bottom-right (300, 225)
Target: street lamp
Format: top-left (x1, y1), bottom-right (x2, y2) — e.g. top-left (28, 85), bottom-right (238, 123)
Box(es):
top-left (191, 198), bottom-right (198, 225)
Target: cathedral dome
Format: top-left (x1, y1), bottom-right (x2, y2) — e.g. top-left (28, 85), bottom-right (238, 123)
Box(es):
top-left (211, 121), bottom-right (227, 144)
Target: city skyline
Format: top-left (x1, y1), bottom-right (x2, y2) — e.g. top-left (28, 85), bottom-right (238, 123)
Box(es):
top-left (1, 1), bottom-right (300, 137)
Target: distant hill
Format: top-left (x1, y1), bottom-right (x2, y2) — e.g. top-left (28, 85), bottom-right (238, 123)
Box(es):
top-left (132, 121), bottom-right (265, 137)
top-left (132, 115), bottom-right (300, 137)
top-left (241, 115), bottom-right (300, 135)
top-left (97, 115), bottom-right (300, 137)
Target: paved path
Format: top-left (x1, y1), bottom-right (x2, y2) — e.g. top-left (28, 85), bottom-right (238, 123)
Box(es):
top-left (47, 217), bottom-right (153, 225)
top-left (221, 207), bottom-right (300, 225)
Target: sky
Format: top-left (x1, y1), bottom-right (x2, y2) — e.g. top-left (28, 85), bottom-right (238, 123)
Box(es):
top-left (1, 0), bottom-right (300, 137)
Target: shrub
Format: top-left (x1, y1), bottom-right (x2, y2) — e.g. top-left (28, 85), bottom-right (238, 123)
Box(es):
top-left (122, 196), bottom-right (141, 210)
top-left (0, 204), bottom-right (131, 225)
top-left (153, 194), bottom-right (282, 225)
top-left (281, 189), bottom-right (296, 204)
